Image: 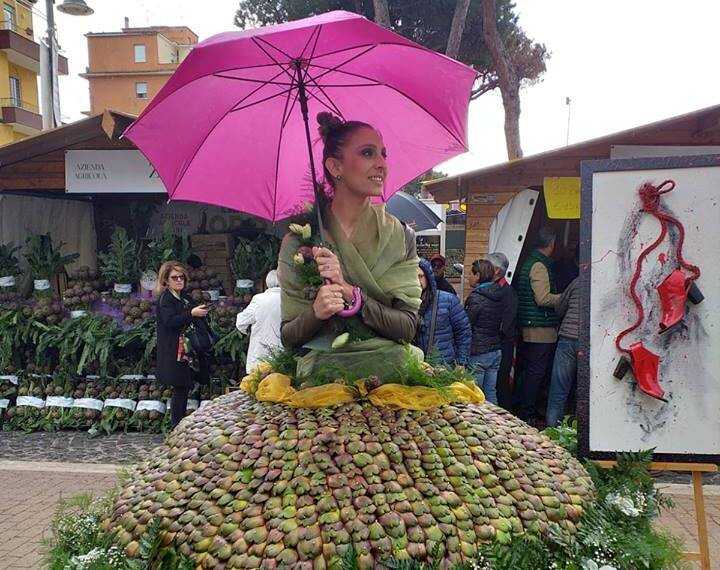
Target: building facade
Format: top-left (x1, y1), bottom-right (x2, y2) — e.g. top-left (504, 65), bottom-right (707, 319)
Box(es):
top-left (0, 0), bottom-right (68, 144)
top-left (81, 24), bottom-right (197, 116)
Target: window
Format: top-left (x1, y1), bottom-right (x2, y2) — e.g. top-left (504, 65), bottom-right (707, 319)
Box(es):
top-left (135, 82), bottom-right (148, 99)
top-left (2, 3), bottom-right (16, 31)
top-left (9, 76), bottom-right (21, 107)
top-left (134, 44), bottom-right (146, 63)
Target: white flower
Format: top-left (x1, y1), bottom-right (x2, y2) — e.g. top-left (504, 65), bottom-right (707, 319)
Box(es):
top-left (289, 223), bottom-right (312, 239)
top-left (605, 492), bottom-right (641, 517)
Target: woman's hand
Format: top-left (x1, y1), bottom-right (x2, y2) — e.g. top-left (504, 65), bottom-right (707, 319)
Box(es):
top-left (313, 283), bottom-right (345, 320)
top-left (191, 305), bottom-right (209, 318)
top-left (313, 247), bottom-right (354, 302)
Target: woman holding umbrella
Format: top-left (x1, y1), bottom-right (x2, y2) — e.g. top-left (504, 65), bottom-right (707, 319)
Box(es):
top-left (278, 113), bottom-right (422, 380)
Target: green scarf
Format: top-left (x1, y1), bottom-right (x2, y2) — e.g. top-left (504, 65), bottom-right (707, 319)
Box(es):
top-left (279, 202), bottom-right (421, 322)
top-left (278, 202), bottom-right (422, 382)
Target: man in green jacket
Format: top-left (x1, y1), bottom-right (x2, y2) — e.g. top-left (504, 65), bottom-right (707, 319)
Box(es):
top-left (514, 226), bottom-right (561, 423)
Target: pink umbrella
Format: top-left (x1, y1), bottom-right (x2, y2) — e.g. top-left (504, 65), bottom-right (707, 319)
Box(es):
top-left (124, 10), bottom-right (476, 222)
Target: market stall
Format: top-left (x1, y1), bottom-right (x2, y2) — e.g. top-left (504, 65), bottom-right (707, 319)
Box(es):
top-left (0, 111), bottom-right (282, 434)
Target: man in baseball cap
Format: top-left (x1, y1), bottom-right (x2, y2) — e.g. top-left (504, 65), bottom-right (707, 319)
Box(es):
top-left (430, 254), bottom-right (456, 295)
top-left (484, 251), bottom-right (517, 411)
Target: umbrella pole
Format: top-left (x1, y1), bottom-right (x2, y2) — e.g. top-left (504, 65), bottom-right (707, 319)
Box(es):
top-left (294, 60), bottom-right (327, 244)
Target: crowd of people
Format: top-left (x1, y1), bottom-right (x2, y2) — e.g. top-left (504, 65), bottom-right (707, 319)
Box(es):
top-left (156, 112), bottom-right (579, 430)
top-left (412, 228), bottom-right (578, 428)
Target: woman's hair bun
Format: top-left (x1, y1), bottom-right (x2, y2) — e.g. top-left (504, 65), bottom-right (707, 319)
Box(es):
top-left (317, 112), bottom-right (344, 140)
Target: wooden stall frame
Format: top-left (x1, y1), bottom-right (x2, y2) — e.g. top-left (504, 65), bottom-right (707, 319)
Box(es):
top-left (596, 461), bottom-right (718, 570)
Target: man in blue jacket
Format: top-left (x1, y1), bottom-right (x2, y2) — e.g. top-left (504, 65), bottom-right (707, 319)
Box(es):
top-left (414, 259), bottom-right (471, 367)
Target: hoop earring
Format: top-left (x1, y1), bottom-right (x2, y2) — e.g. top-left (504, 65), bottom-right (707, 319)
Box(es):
top-left (336, 175), bottom-right (342, 182)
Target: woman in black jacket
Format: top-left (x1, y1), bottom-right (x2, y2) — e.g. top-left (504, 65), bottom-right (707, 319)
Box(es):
top-left (155, 261), bottom-right (209, 428)
top-left (464, 259), bottom-right (513, 405)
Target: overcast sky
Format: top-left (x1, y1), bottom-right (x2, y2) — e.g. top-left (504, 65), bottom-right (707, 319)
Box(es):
top-left (41, 0), bottom-right (720, 177)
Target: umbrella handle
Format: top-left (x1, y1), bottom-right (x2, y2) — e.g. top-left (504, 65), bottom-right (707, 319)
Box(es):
top-left (324, 277), bottom-right (362, 318)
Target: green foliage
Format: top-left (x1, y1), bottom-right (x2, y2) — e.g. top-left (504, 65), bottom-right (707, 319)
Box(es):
top-left (233, 0), bottom-right (549, 98)
top-left (260, 346), bottom-right (298, 378)
top-left (543, 416), bottom-right (578, 456)
top-left (0, 241), bottom-right (21, 276)
top-left (401, 169), bottom-right (446, 197)
top-left (231, 234), bottom-right (281, 281)
top-left (35, 314), bottom-right (120, 376)
top-left (213, 329), bottom-right (248, 363)
top-left (24, 233), bottom-right (79, 280)
top-left (98, 227), bottom-right (140, 284)
top-left (44, 492), bottom-right (194, 570)
top-left (142, 222), bottom-right (194, 272)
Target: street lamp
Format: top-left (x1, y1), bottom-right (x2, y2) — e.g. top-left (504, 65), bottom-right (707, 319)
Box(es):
top-left (56, 0), bottom-right (93, 16)
top-left (41, 0), bottom-right (93, 129)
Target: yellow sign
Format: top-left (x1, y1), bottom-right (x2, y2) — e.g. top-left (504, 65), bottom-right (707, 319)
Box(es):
top-left (543, 177), bottom-right (581, 219)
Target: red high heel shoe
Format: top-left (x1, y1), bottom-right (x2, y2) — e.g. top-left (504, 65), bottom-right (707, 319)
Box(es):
top-left (614, 342), bottom-right (666, 402)
top-left (657, 268), bottom-right (705, 334)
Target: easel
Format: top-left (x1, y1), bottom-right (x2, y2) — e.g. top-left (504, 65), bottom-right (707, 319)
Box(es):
top-left (596, 460), bottom-right (718, 570)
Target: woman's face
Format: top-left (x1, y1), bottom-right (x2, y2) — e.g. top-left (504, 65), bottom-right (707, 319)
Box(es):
top-left (417, 268), bottom-right (427, 290)
top-left (327, 127), bottom-right (387, 198)
top-left (167, 268), bottom-right (186, 293)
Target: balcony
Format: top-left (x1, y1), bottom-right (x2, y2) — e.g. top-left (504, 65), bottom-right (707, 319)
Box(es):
top-left (0, 98), bottom-right (42, 134)
top-left (0, 24), bottom-right (68, 75)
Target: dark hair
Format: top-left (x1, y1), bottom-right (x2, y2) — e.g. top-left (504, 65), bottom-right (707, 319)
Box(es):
top-left (536, 225), bottom-right (557, 249)
top-left (317, 112), bottom-right (373, 188)
top-left (471, 259), bottom-right (495, 284)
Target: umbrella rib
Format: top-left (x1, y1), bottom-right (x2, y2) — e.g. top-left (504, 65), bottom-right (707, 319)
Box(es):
top-left (251, 38), bottom-right (296, 84)
top-left (272, 71), bottom-right (299, 222)
top-left (167, 66), bottom-right (292, 199)
top-left (304, 81), bottom-right (344, 119)
top-left (298, 24), bottom-right (322, 61)
top-left (304, 64), bottom-right (467, 151)
top-left (231, 86), bottom-right (295, 113)
top-left (213, 73), bottom-right (294, 86)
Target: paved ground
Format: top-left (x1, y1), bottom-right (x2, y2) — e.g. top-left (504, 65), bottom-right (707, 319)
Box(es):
top-left (0, 463), bottom-right (118, 570)
top-left (0, 431), bottom-right (164, 464)
top-left (0, 432), bottom-right (717, 569)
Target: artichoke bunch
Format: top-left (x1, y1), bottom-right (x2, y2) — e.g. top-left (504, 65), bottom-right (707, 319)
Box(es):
top-left (130, 380), bottom-right (172, 433)
top-left (211, 299), bottom-right (243, 332)
top-left (6, 376), bottom-right (46, 431)
top-left (99, 379), bottom-right (139, 434)
top-left (24, 296), bottom-right (66, 326)
top-left (68, 378), bottom-right (104, 428)
top-left (43, 374), bottom-right (76, 430)
top-left (0, 289), bottom-right (22, 310)
top-left (187, 268), bottom-right (222, 299)
top-left (0, 376), bottom-right (17, 425)
top-left (118, 297), bottom-right (155, 326)
top-left (105, 393), bottom-right (594, 568)
top-left (63, 266), bottom-right (105, 310)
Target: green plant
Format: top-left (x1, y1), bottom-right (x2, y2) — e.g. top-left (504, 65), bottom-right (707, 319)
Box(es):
top-left (230, 237), bottom-right (253, 279)
top-left (142, 222), bottom-right (193, 272)
top-left (98, 227), bottom-right (140, 285)
top-left (0, 241), bottom-right (21, 276)
top-left (543, 416), bottom-right (578, 456)
top-left (231, 234), bottom-right (281, 281)
top-left (24, 233), bottom-right (79, 280)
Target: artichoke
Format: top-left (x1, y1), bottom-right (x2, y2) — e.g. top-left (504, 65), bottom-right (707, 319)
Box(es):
top-left (104, 393), bottom-right (594, 568)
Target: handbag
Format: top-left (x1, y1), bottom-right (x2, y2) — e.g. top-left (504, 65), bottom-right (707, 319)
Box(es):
top-left (185, 318), bottom-right (219, 356)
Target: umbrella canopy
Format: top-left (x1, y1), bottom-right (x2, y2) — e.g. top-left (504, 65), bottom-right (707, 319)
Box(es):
top-left (124, 10), bottom-right (476, 222)
top-left (385, 191), bottom-right (442, 231)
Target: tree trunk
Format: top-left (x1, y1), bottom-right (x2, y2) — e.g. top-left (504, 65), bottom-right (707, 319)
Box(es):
top-left (446, 0), bottom-right (472, 60)
top-left (482, 0), bottom-right (523, 159)
top-left (372, 0), bottom-right (391, 28)
top-left (353, 0), bottom-right (363, 14)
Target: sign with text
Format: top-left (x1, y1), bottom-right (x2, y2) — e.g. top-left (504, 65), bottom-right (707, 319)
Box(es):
top-left (543, 177), bottom-right (580, 219)
top-left (65, 150), bottom-right (166, 194)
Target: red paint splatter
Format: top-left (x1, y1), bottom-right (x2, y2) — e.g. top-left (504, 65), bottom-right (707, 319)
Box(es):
top-left (658, 252), bottom-right (667, 265)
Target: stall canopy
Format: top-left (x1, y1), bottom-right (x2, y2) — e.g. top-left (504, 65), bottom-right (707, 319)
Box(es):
top-left (425, 103), bottom-right (720, 203)
top-left (421, 103), bottom-right (720, 296)
top-left (0, 110), bottom-right (137, 270)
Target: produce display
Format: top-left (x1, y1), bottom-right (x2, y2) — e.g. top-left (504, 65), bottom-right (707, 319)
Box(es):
top-left (99, 227), bottom-right (141, 294)
top-left (118, 297), bottom-right (155, 326)
top-left (0, 373), bottom-right (229, 435)
top-left (186, 267), bottom-right (223, 300)
top-left (104, 391), bottom-right (595, 568)
top-left (24, 296), bottom-right (67, 325)
top-left (62, 266), bottom-right (106, 311)
top-left (24, 233), bottom-right (79, 295)
top-left (0, 242), bottom-right (22, 309)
